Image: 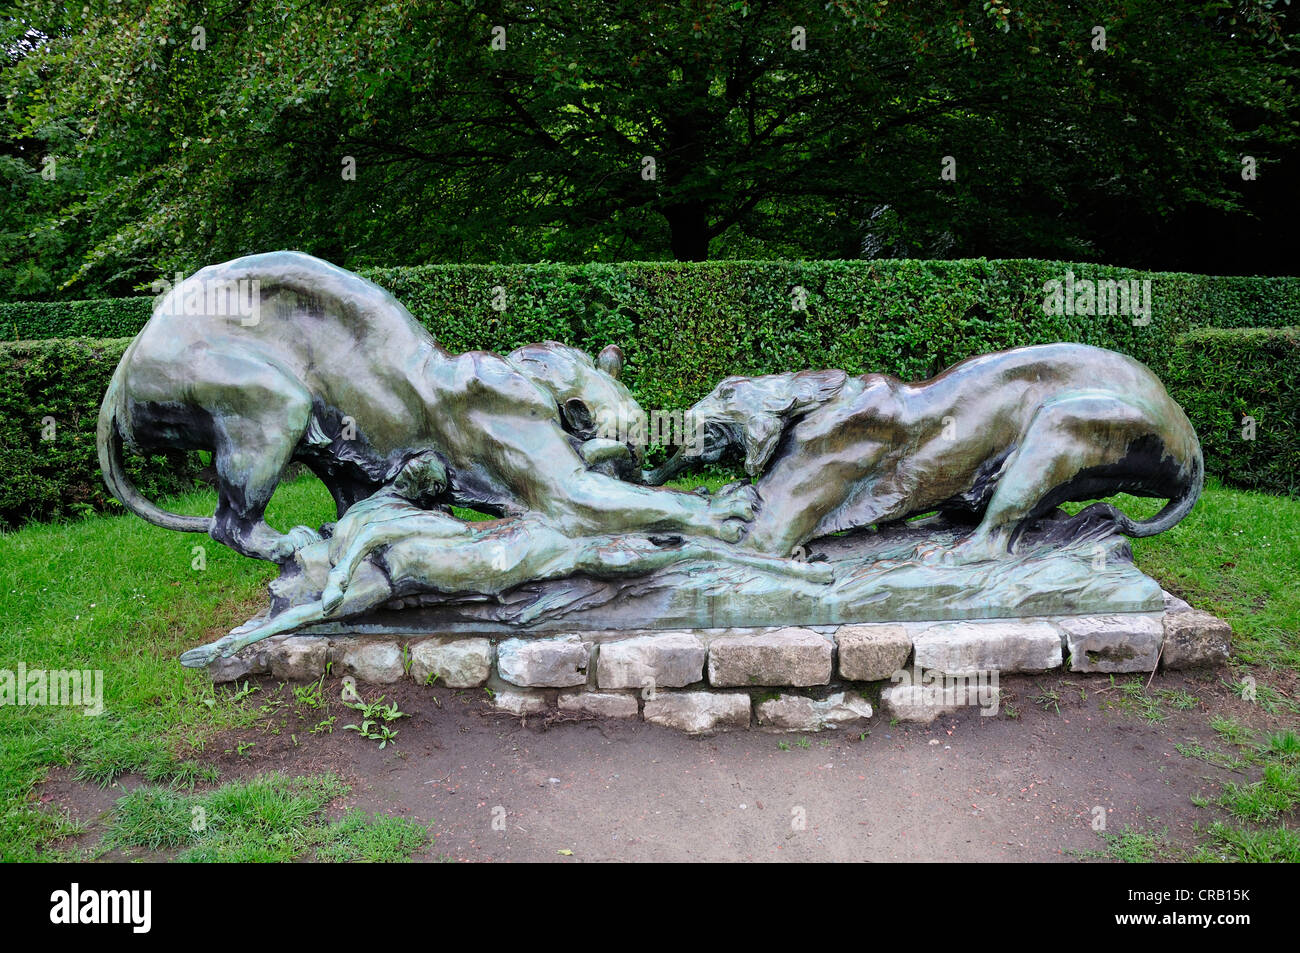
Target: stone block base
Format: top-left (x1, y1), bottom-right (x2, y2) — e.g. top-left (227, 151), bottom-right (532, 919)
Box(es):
top-left (204, 592), bottom-right (1229, 731)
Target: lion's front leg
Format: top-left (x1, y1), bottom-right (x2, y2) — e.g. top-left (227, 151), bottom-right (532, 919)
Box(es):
top-left (554, 469), bottom-right (756, 541)
top-left (744, 450), bottom-right (891, 556)
top-left (481, 414), bottom-right (755, 541)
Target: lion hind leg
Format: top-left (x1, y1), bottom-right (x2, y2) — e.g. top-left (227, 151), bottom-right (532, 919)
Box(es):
top-left (953, 394), bottom-right (1147, 561)
top-left (203, 355), bottom-right (316, 562)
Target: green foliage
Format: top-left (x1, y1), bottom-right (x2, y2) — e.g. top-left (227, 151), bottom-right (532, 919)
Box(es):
top-left (1166, 327), bottom-right (1300, 497)
top-left (0, 297), bottom-right (152, 342)
top-left (0, 475), bottom-right (331, 862)
top-left (2, 2), bottom-right (1297, 291)
top-left (342, 691), bottom-right (408, 749)
top-left (314, 809), bottom-right (431, 863)
top-left (103, 774), bottom-right (431, 862)
top-left (0, 337), bottom-right (204, 528)
top-left (1183, 723), bottom-right (1300, 863)
top-left (6, 263), bottom-right (1299, 399)
top-left (1198, 821), bottom-right (1300, 863)
top-left (1087, 825), bottom-right (1174, 863)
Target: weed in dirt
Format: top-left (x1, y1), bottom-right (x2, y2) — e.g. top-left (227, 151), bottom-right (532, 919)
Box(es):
top-left (343, 691), bottom-right (409, 749)
top-left (1193, 821), bottom-right (1300, 863)
top-left (148, 759), bottom-right (219, 788)
top-left (1033, 688), bottom-right (1061, 716)
top-left (73, 726), bottom-right (174, 788)
top-left (1183, 722), bottom-right (1300, 861)
top-left (1211, 716), bottom-right (1252, 746)
top-left (228, 681), bottom-right (259, 703)
top-left (1106, 678), bottom-right (1165, 724)
top-left (1158, 688), bottom-right (1198, 711)
top-left (1258, 730), bottom-right (1300, 761)
top-left (1076, 825), bottom-right (1175, 862)
top-left (1224, 675), bottom-right (1298, 716)
top-left (106, 787), bottom-right (195, 851)
top-left (1218, 764), bottom-right (1300, 823)
top-left (293, 676), bottom-right (327, 711)
top-left (72, 718), bottom-right (218, 789)
top-left (1174, 742), bottom-right (1248, 772)
top-left (311, 716), bottom-right (336, 735)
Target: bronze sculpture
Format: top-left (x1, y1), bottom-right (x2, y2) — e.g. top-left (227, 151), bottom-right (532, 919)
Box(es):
top-left (97, 251), bottom-right (754, 565)
top-left (647, 344), bottom-right (1203, 561)
top-left (92, 253), bottom-right (1202, 666)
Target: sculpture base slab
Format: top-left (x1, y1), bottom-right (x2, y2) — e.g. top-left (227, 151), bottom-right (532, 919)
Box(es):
top-left (269, 521), bottom-right (1162, 639)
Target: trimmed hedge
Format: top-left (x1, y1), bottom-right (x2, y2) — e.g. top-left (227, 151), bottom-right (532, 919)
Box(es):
top-left (1166, 327), bottom-right (1300, 497)
top-left (1, 297), bottom-right (153, 341)
top-left (4, 259), bottom-right (1300, 411)
top-left (1, 261), bottom-right (1296, 528)
top-left (0, 338), bottom-right (204, 528)
top-left (372, 260), bottom-right (1300, 413)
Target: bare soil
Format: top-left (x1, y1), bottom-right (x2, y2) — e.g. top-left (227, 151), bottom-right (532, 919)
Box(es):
top-left (39, 667), bottom-right (1293, 862)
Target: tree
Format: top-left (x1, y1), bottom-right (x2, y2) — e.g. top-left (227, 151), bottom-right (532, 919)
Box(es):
top-left (2, 0), bottom-right (1296, 296)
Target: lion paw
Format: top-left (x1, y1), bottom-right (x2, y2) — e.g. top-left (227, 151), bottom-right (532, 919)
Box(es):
top-left (269, 525), bottom-right (324, 561)
top-left (321, 581), bottom-right (346, 615)
top-left (710, 483), bottom-right (759, 522)
top-left (938, 535), bottom-right (1009, 565)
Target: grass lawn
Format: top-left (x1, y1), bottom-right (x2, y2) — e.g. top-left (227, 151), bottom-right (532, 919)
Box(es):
top-left (1, 473), bottom-right (1296, 861)
top-left (0, 477), bottom-right (336, 860)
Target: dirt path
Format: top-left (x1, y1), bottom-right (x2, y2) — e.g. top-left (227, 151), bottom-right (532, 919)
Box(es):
top-left (42, 666), bottom-right (1288, 863)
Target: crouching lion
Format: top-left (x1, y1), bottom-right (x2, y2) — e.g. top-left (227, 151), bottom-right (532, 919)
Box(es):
top-left (98, 251), bottom-right (753, 563)
top-left (648, 343), bottom-right (1203, 562)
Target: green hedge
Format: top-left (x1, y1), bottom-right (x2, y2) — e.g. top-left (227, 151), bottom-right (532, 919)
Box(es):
top-left (372, 260), bottom-right (1300, 411)
top-left (1, 260), bottom-right (1296, 528)
top-left (1166, 327), bottom-right (1300, 497)
top-left (4, 259), bottom-right (1300, 411)
top-left (0, 338), bottom-right (204, 529)
top-left (0, 297), bottom-right (154, 341)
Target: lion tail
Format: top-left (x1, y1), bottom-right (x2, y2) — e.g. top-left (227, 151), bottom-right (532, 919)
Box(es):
top-left (97, 358), bottom-right (213, 535)
top-left (1097, 445), bottom-right (1204, 539)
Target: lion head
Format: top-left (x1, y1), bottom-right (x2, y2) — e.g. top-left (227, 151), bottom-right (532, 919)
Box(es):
top-left (647, 369), bottom-right (848, 483)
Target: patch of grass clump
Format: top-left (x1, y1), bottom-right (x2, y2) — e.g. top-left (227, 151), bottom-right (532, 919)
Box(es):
top-left (105, 772), bottom-right (430, 862)
top-left (315, 809), bottom-right (431, 863)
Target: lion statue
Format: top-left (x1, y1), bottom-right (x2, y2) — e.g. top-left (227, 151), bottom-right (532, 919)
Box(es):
top-left (98, 251), bottom-right (753, 562)
top-left (647, 343), bottom-right (1203, 562)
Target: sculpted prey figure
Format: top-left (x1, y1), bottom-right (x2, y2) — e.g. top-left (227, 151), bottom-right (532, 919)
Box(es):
top-left (179, 453), bottom-right (827, 666)
top-left (97, 252), bottom-right (753, 564)
top-left (650, 343), bottom-right (1203, 561)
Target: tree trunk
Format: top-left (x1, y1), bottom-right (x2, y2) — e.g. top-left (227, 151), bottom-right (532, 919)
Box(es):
top-left (664, 202), bottom-right (710, 261)
top-left (662, 72), bottom-right (713, 262)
